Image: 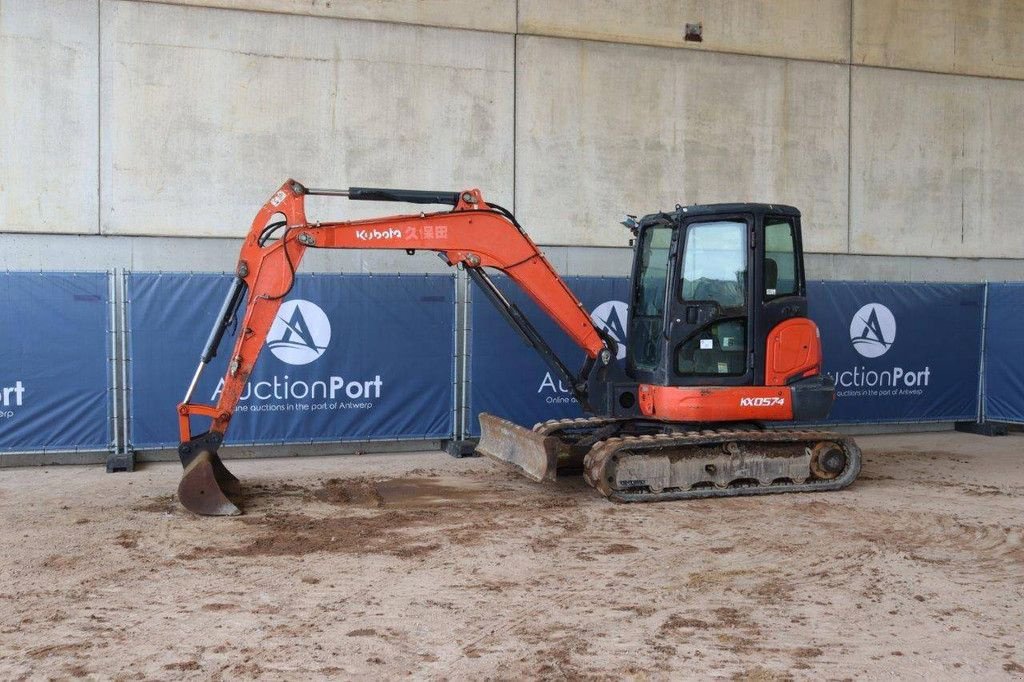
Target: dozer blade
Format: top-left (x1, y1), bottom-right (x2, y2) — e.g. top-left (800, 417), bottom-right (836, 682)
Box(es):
top-left (177, 450), bottom-right (242, 516)
top-left (476, 413), bottom-right (560, 483)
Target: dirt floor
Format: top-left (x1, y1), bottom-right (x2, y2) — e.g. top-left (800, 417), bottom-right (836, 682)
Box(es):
top-left (1, 432), bottom-right (1022, 680)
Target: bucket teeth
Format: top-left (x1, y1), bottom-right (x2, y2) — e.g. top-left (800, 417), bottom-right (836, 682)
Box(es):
top-left (177, 450), bottom-right (242, 516)
top-left (476, 413), bottom-right (560, 483)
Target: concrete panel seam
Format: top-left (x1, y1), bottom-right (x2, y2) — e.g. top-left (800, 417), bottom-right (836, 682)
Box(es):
top-left (512, 31), bottom-right (517, 214)
top-left (850, 59), bottom-right (1024, 84)
top-left (514, 30), bottom-right (853, 70)
top-left (97, 0), bottom-right (102, 236)
top-left (512, 29), bottom-right (1024, 83)
top-left (846, 0), bottom-right (853, 253)
top-left (126, 0), bottom-right (517, 36)
top-left (513, 0), bottom-right (519, 214)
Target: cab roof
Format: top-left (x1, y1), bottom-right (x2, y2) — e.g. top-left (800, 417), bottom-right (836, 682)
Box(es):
top-left (640, 202), bottom-right (800, 226)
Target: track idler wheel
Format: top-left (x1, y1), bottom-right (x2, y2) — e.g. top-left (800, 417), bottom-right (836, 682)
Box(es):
top-left (809, 441), bottom-right (847, 480)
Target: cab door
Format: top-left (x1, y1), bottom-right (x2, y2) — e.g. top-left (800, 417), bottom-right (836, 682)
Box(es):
top-left (625, 219), bottom-right (675, 385)
top-left (756, 214), bottom-right (809, 385)
top-left (665, 214), bottom-right (755, 387)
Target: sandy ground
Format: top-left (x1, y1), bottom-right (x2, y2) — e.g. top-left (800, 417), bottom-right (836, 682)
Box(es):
top-left (0, 432), bottom-right (1022, 681)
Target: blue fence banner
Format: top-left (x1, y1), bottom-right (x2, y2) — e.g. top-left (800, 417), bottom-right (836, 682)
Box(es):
top-left (467, 276), bottom-right (630, 436)
top-left (808, 281), bottom-right (984, 424)
top-left (0, 272), bottom-right (111, 453)
top-left (468, 278), bottom-right (984, 433)
top-left (983, 283), bottom-right (1024, 424)
top-left (128, 273), bottom-right (456, 448)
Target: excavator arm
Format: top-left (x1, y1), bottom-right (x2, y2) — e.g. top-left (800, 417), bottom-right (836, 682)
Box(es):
top-left (175, 179), bottom-right (613, 515)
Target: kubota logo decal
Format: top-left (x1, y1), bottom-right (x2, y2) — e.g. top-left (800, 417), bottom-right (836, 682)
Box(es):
top-left (355, 228), bottom-right (402, 241)
top-left (590, 300), bottom-right (629, 360)
top-left (740, 397), bottom-right (785, 407)
top-left (850, 303), bottom-right (896, 358)
top-left (267, 300), bottom-right (331, 365)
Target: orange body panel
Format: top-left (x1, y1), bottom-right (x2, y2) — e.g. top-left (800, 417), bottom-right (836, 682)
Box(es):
top-left (638, 384), bottom-right (793, 421)
top-left (636, 317), bottom-right (822, 422)
top-left (764, 317), bottom-right (822, 386)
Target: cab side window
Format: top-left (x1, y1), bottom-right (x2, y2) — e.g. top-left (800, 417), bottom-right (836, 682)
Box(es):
top-left (764, 217), bottom-right (798, 299)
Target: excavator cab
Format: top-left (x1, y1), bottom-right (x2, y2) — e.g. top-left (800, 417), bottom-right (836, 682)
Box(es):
top-left (630, 208), bottom-right (767, 386)
top-left (581, 204), bottom-right (834, 424)
top-left (628, 205), bottom-right (810, 388)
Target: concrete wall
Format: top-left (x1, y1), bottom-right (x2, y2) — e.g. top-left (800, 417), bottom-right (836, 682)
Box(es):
top-left (853, 0), bottom-right (1024, 80)
top-left (100, 1), bottom-right (513, 237)
top-left (2, 0), bottom-right (1024, 281)
top-left (850, 66), bottom-right (1024, 259)
top-left (514, 35), bottom-right (849, 253)
top-left (136, 0), bottom-right (517, 33)
top-left (0, 0), bottom-right (98, 234)
top-left (518, 0), bottom-right (851, 62)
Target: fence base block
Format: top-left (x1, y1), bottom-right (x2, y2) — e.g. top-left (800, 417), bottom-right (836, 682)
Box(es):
top-left (106, 450), bottom-right (136, 473)
top-left (445, 439), bottom-right (480, 458)
top-left (955, 421), bottom-right (1008, 437)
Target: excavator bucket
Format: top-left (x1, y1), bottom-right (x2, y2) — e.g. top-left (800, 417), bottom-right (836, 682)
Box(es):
top-left (177, 450), bottom-right (242, 516)
top-left (476, 413), bottom-right (560, 483)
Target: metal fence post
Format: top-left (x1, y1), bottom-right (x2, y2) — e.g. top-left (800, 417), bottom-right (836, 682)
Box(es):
top-left (977, 281), bottom-right (988, 423)
top-left (445, 266), bottom-right (478, 457)
top-left (108, 270), bottom-right (120, 457)
top-left (106, 269), bottom-right (136, 471)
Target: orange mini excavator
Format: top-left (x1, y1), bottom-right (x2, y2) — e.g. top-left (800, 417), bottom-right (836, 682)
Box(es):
top-left (175, 180), bottom-right (860, 515)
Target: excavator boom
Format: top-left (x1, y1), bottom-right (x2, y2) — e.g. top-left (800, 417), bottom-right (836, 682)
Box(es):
top-left (175, 180), bottom-right (613, 514)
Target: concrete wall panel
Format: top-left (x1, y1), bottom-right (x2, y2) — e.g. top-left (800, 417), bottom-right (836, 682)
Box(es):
top-left (850, 67), bottom-right (1024, 258)
top-left (5, 232), bottom-right (1021, 282)
top-left (518, 0), bottom-right (851, 63)
top-left (0, 0), bottom-right (98, 235)
top-left (853, 0), bottom-right (1024, 80)
top-left (136, 0), bottom-right (516, 34)
top-left (515, 36), bottom-right (849, 252)
top-left (100, 1), bottom-right (513, 237)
